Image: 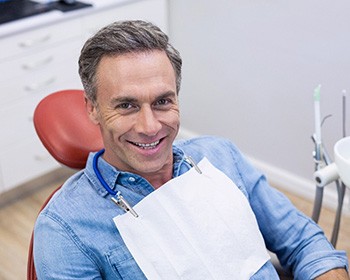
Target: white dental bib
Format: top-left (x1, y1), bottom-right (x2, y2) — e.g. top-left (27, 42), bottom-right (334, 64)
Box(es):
top-left (113, 158), bottom-right (269, 279)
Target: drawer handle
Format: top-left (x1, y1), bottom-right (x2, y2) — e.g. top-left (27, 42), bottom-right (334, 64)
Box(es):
top-left (22, 56), bottom-right (53, 71)
top-left (18, 34), bottom-right (51, 49)
top-left (24, 77), bottom-right (56, 92)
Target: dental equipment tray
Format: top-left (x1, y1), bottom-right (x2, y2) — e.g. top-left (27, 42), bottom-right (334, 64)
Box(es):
top-left (0, 0), bottom-right (92, 25)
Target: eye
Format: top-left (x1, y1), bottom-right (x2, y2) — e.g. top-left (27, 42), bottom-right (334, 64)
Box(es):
top-left (153, 98), bottom-right (172, 111)
top-left (117, 103), bottom-right (133, 109)
top-left (115, 102), bottom-right (138, 114)
top-left (156, 98), bottom-right (170, 106)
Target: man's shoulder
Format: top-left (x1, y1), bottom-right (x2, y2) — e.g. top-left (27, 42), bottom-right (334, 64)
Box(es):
top-left (174, 135), bottom-right (241, 163)
top-left (37, 170), bottom-right (89, 217)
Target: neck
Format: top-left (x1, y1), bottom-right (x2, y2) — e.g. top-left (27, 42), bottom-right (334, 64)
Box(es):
top-left (144, 167), bottom-right (173, 189)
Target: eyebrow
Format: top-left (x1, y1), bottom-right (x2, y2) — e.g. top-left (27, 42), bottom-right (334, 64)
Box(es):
top-left (156, 91), bottom-right (177, 100)
top-left (110, 91), bottom-right (177, 105)
top-left (110, 96), bottom-right (138, 105)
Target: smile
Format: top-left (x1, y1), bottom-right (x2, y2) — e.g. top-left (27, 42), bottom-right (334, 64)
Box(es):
top-left (131, 140), bottom-right (160, 149)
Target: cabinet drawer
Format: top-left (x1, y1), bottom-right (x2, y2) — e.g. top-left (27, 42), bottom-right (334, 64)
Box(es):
top-left (0, 138), bottom-right (60, 191)
top-left (0, 37), bottom-right (82, 81)
top-left (0, 39), bottom-right (82, 105)
top-left (1, 63), bottom-right (80, 105)
top-left (0, 93), bottom-right (45, 149)
top-left (0, 48), bottom-right (57, 83)
top-left (0, 18), bottom-right (81, 62)
top-left (0, 81), bottom-right (83, 149)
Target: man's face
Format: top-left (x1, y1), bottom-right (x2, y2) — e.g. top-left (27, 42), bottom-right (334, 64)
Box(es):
top-left (87, 50), bottom-right (180, 182)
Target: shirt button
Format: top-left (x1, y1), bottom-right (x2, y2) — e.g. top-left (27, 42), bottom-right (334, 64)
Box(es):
top-left (128, 177), bottom-right (136, 182)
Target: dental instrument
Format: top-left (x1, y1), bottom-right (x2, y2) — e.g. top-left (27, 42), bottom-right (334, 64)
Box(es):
top-left (311, 87), bottom-right (348, 247)
top-left (311, 85), bottom-right (324, 223)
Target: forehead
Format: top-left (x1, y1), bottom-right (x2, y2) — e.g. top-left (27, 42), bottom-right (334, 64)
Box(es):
top-left (97, 51), bottom-right (174, 82)
top-left (95, 51), bottom-right (177, 101)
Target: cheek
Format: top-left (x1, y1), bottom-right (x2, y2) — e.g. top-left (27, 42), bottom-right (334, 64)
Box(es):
top-left (99, 111), bottom-right (127, 135)
top-left (98, 107), bottom-right (121, 126)
top-left (159, 109), bottom-right (180, 128)
top-left (169, 107), bottom-right (180, 122)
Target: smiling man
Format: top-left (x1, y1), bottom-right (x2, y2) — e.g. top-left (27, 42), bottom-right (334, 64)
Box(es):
top-left (33, 20), bottom-right (349, 279)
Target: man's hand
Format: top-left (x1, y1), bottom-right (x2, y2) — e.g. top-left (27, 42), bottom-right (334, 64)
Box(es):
top-left (315, 268), bottom-right (349, 280)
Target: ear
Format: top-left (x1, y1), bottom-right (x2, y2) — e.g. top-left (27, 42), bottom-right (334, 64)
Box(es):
top-left (85, 97), bottom-right (100, 125)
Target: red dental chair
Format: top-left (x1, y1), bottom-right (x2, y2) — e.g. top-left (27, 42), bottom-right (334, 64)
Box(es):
top-left (27, 89), bottom-right (103, 280)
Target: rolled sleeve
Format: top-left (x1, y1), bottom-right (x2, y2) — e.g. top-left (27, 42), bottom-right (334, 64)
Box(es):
top-left (296, 250), bottom-right (348, 279)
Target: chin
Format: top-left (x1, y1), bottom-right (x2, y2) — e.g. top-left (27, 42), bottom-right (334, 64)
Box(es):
top-left (135, 156), bottom-right (171, 173)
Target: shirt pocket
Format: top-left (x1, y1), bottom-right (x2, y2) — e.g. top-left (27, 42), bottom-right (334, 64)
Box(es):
top-left (106, 244), bottom-right (146, 279)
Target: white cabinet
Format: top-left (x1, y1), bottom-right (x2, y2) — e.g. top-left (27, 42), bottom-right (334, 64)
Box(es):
top-left (0, 0), bottom-right (168, 193)
top-left (0, 19), bottom-right (82, 192)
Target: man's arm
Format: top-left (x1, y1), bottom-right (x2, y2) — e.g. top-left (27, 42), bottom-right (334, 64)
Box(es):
top-left (204, 138), bottom-right (349, 278)
top-left (315, 268), bottom-right (349, 279)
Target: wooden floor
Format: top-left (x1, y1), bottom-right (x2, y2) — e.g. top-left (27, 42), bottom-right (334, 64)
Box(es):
top-left (0, 176), bottom-right (349, 279)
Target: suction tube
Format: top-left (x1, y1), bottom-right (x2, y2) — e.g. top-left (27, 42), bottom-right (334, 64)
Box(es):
top-left (332, 92), bottom-right (348, 247)
top-left (311, 85), bottom-right (324, 223)
top-left (314, 163), bottom-right (339, 187)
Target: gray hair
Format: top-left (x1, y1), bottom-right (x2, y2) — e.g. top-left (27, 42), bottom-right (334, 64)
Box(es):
top-left (78, 20), bottom-right (182, 103)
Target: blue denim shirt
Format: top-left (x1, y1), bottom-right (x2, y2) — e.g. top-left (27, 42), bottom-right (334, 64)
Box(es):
top-left (34, 136), bottom-right (348, 279)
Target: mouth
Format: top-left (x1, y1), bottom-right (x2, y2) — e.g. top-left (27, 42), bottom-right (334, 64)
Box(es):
top-left (128, 139), bottom-right (162, 150)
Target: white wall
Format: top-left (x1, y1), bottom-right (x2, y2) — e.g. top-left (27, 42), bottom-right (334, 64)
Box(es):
top-left (169, 1), bottom-right (350, 212)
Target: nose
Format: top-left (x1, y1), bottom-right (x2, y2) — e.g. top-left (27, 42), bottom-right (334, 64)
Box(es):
top-left (134, 105), bottom-right (162, 136)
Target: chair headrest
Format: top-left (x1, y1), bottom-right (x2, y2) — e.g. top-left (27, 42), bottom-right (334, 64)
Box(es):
top-left (33, 90), bottom-right (103, 169)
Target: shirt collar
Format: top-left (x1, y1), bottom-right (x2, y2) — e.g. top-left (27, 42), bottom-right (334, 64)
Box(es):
top-left (85, 145), bottom-right (190, 197)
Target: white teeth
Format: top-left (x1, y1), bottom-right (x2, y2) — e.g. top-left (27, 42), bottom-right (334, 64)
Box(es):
top-left (133, 140), bottom-right (160, 149)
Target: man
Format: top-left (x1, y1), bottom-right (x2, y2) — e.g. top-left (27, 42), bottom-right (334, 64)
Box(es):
top-left (34, 20), bottom-right (349, 279)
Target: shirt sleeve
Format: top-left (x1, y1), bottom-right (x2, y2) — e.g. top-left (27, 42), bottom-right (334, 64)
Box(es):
top-left (34, 211), bottom-right (104, 280)
top-left (231, 142), bottom-right (349, 279)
